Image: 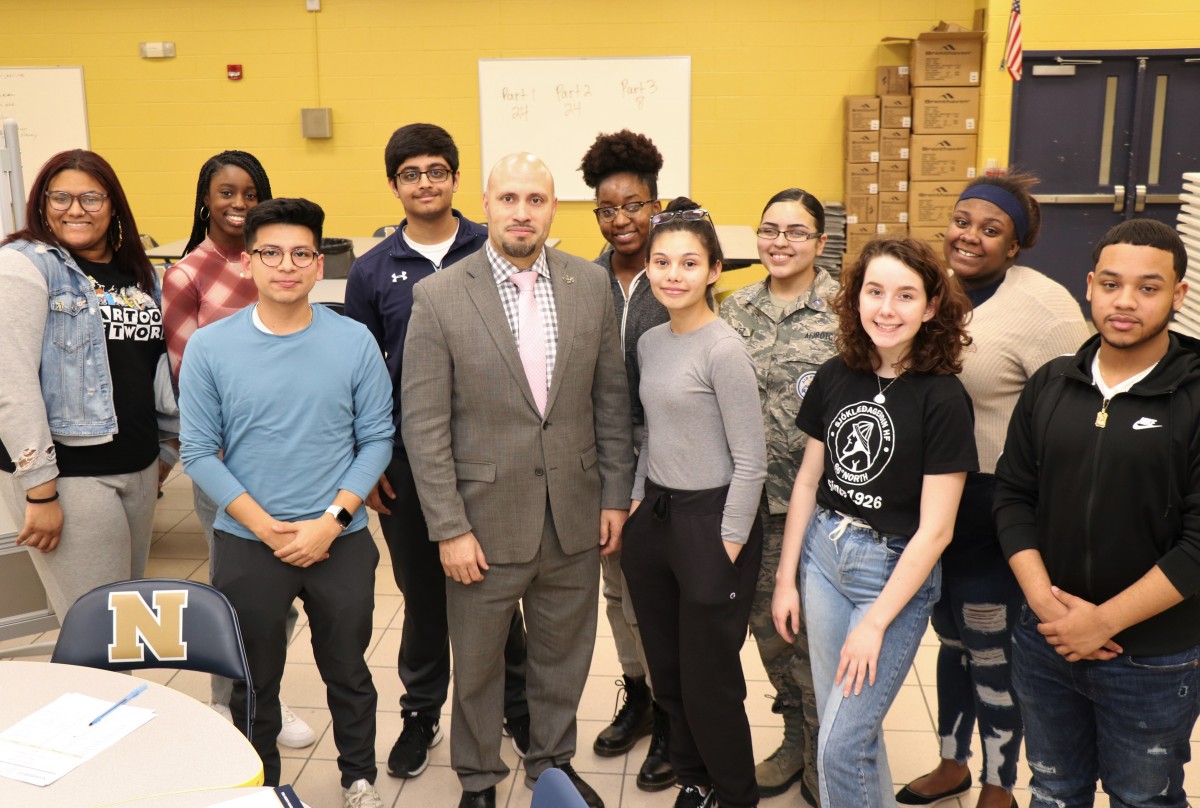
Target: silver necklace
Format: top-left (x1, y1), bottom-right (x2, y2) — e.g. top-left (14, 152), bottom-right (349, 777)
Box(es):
top-left (875, 374), bottom-right (901, 404)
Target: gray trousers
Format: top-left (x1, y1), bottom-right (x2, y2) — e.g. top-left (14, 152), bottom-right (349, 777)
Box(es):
top-left (2, 464), bottom-right (157, 620)
top-left (447, 507), bottom-right (599, 792)
top-left (600, 551), bottom-right (651, 683)
top-left (194, 485), bottom-right (300, 706)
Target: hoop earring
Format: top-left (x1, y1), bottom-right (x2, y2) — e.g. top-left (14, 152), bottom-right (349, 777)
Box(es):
top-left (200, 206), bottom-right (210, 221)
top-left (111, 218), bottom-right (124, 252)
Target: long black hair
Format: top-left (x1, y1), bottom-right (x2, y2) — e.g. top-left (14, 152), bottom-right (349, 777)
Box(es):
top-left (183, 150), bottom-right (273, 256)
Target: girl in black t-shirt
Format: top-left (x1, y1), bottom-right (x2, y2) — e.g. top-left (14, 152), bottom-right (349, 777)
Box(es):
top-left (771, 238), bottom-right (977, 806)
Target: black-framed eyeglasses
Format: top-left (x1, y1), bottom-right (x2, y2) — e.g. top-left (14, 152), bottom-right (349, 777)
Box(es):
top-left (756, 227), bottom-right (824, 242)
top-left (251, 247), bottom-right (320, 268)
top-left (45, 191), bottom-right (109, 212)
top-left (394, 168), bottom-right (453, 185)
top-left (593, 200), bottom-right (655, 222)
top-left (650, 209), bottom-right (713, 227)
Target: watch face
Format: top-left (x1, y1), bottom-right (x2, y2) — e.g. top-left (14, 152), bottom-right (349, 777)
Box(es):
top-left (335, 508), bottom-right (352, 528)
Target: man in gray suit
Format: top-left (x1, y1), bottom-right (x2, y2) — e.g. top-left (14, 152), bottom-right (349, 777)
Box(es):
top-left (401, 153), bottom-right (634, 808)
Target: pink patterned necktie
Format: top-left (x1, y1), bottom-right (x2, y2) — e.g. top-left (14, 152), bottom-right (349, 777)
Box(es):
top-left (510, 270), bottom-right (547, 415)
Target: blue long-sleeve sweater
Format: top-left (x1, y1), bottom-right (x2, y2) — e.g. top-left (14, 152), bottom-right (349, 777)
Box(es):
top-left (179, 305), bottom-right (395, 540)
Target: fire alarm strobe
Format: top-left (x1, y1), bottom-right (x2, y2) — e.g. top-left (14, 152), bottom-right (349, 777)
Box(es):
top-left (227, 65), bottom-right (243, 81)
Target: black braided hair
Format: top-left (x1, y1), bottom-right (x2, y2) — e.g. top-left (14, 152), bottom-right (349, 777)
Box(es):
top-left (183, 150), bottom-right (273, 256)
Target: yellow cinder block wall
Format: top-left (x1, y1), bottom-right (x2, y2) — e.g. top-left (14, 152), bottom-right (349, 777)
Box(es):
top-left (1, 1), bottom-right (1196, 256)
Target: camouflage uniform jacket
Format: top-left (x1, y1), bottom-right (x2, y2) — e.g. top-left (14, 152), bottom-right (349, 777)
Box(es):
top-left (720, 269), bottom-right (839, 515)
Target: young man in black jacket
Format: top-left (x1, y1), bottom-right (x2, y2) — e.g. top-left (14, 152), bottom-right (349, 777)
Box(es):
top-left (994, 218), bottom-right (1200, 808)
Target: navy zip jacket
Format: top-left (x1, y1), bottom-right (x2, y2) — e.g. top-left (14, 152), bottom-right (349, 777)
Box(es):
top-left (995, 331), bottom-right (1200, 655)
top-left (344, 211), bottom-right (488, 455)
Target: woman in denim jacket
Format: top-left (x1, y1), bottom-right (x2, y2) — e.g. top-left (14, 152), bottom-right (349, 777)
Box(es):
top-left (0, 149), bottom-right (171, 620)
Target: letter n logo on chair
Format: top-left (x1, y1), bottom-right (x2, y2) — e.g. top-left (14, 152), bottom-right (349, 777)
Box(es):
top-left (107, 590), bottom-right (189, 664)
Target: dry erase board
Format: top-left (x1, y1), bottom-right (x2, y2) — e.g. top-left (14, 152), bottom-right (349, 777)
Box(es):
top-left (478, 57), bottom-right (690, 201)
top-left (0, 67), bottom-right (90, 198)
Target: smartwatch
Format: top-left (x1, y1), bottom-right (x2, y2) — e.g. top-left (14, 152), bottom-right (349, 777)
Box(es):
top-left (324, 505), bottom-right (352, 532)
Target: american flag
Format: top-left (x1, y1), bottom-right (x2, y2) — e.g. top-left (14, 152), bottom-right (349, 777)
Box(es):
top-left (1003, 0), bottom-right (1023, 81)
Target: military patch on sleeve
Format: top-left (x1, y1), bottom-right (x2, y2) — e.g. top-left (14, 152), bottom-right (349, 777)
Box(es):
top-left (796, 370), bottom-right (816, 401)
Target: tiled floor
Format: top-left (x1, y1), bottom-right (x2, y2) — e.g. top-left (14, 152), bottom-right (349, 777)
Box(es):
top-left (5, 470), bottom-right (1199, 807)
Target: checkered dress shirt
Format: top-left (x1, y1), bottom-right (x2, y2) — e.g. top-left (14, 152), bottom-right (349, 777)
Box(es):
top-left (485, 240), bottom-right (558, 388)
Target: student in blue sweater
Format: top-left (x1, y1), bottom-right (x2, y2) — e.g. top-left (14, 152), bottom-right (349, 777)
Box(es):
top-left (180, 198), bottom-right (395, 808)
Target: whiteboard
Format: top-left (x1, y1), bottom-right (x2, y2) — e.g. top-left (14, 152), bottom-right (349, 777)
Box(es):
top-left (479, 57), bottom-right (690, 201)
top-left (0, 67), bottom-right (90, 199)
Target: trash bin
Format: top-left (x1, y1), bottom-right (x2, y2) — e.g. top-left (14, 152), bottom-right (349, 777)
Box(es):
top-left (320, 237), bottom-right (355, 279)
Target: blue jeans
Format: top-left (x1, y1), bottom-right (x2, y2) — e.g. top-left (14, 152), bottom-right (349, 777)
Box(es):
top-left (801, 507), bottom-right (940, 807)
top-left (931, 566), bottom-right (1023, 788)
top-left (1012, 604), bottom-right (1200, 808)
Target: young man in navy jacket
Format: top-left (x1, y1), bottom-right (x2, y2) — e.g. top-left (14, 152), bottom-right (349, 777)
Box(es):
top-left (344, 123), bottom-right (530, 779)
top-left (995, 218), bottom-right (1200, 808)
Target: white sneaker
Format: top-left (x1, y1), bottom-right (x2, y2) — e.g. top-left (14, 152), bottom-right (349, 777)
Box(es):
top-left (208, 701), bottom-right (234, 723)
top-left (277, 701), bottom-right (316, 748)
top-left (343, 778), bottom-right (384, 808)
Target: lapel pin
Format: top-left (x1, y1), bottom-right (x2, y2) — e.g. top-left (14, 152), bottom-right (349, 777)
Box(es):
top-left (563, 275), bottom-right (575, 284)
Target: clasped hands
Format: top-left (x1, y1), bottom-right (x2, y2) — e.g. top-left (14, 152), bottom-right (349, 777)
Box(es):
top-left (1033, 585), bottom-right (1123, 662)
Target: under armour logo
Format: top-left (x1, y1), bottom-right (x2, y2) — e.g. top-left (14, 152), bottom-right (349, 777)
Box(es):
top-left (391, 272), bottom-right (408, 283)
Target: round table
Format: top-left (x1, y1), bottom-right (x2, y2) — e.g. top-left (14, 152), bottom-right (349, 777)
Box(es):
top-left (0, 661), bottom-right (263, 807)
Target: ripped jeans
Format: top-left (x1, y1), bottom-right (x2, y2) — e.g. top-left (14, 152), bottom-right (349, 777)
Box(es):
top-left (931, 566), bottom-right (1023, 788)
top-left (1012, 604), bottom-right (1200, 808)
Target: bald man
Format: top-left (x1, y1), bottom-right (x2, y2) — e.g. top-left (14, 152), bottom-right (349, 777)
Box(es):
top-left (401, 154), bottom-right (634, 808)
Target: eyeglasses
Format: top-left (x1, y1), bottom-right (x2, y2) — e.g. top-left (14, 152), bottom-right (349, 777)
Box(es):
top-left (45, 191), bottom-right (109, 212)
top-left (251, 247), bottom-right (320, 268)
top-left (593, 201), bottom-right (654, 222)
top-left (650, 209), bottom-right (713, 227)
top-left (756, 227), bottom-right (824, 242)
top-left (394, 168), bottom-right (453, 185)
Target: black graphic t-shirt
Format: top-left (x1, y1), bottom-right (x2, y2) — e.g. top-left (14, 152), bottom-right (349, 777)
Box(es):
top-left (55, 258), bottom-right (164, 476)
top-left (796, 357), bottom-right (978, 538)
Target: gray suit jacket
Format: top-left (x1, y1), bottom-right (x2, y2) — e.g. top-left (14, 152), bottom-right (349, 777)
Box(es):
top-left (401, 246), bottom-right (635, 564)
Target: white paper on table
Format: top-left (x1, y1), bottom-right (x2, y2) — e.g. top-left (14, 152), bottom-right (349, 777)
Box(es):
top-left (0, 692), bottom-right (156, 786)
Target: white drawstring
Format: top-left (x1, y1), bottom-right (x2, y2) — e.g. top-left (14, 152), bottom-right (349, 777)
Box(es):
top-left (827, 510), bottom-right (873, 553)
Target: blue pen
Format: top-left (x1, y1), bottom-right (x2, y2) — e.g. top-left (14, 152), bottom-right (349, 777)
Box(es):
top-left (89, 682), bottom-right (148, 726)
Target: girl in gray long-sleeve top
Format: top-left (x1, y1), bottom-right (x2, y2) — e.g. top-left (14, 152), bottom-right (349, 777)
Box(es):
top-left (620, 208), bottom-right (767, 808)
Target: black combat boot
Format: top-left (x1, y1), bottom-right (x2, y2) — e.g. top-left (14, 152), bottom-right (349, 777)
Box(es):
top-left (593, 675), bottom-right (653, 756)
top-left (636, 701), bottom-right (676, 791)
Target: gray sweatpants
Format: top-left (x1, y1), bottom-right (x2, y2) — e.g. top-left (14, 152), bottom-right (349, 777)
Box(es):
top-left (2, 463), bottom-right (157, 620)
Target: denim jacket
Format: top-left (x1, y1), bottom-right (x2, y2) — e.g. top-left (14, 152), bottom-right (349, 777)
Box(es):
top-left (12, 239), bottom-right (161, 438)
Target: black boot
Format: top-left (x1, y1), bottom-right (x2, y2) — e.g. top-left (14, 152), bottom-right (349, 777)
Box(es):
top-left (636, 701), bottom-right (676, 791)
top-left (593, 675), bottom-right (653, 756)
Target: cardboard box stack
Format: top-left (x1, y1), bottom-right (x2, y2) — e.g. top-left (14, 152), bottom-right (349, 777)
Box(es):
top-left (900, 22), bottom-right (984, 258)
top-left (842, 22), bottom-right (983, 264)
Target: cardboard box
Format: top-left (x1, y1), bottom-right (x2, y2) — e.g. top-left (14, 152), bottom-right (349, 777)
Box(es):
top-left (878, 160), bottom-right (909, 193)
top-left (845, 195), bottom-right (878, 224)
top-left (876, 66), bottom-right (910, 96)
top-left (845, 222), bottom-right (908, 264)
top-left (880, 95), bottom-right (912, 129)
top-left (844, 163), bottom-right (879, 195)
top-left (879, 130), bottom-right (910, 162)
top-left (845, 95), bottom-right (881, 132)
top-left (908, 181), bottom-right (968, 228)
top-left (910, 134), bottom-right (977, 181)
top-left (884, 28), bottom-right (984, 87)
top-left (878, 192), bottom-right (910, 224)
top-left (912, 87), bottom-right (980, 134)
top-left (844, 131), bottom-right (881, 164)
top-left (910, 225), bottom-right (950, 263)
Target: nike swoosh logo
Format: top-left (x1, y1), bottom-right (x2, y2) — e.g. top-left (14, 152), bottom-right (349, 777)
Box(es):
top-left (1132, 417), bottom-right (1163, 430)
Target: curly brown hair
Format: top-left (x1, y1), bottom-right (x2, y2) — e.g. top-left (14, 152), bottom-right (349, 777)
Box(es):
top-left (834, 238), bottom-right (973, 375)
top-left (578, 129), bottom-right (663, 198)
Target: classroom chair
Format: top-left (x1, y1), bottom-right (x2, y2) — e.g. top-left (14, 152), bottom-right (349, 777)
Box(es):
top-left (50, 578), bottom-right (255, 739)
top-left (372, 225), bottom-right (397, 237)
top-left (531, 768), bottom-right (589, 808)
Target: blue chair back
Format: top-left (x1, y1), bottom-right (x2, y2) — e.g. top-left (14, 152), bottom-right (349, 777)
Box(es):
top-left (50, 578), bottom-right (254, 739)
top-left (531, 769), bottom-right (588, 808)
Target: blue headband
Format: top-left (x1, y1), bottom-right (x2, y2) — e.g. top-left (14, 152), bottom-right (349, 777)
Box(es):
top-left (957, 184), bottom-right (1030, 243)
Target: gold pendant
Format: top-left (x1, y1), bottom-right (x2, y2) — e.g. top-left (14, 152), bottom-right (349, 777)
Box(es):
top-left (1095, 410), bottom-right (1108, 429)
